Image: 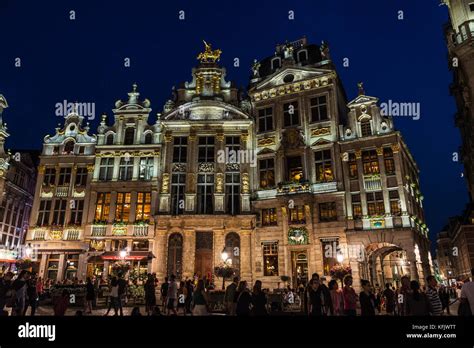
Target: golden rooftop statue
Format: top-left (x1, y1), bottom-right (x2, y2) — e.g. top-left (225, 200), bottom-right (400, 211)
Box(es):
top-left (197, 40), bottom-right (222, 63)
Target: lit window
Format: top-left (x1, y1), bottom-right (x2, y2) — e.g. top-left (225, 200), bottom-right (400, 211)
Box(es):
top-left (115, 193), bottom-right (131, 222)
top-left (263, 242), bottom-right (279, 276)
top-left (259, 159), bottom-right (275, 189)
top-left (94, 193), bottom-right (110, 222)
top-left (136, 192), bottom-right (151, 221)
top-left (367, 191), bottom-right (385, 216)
top-left (289, 205), bottom-right (306, 224)
top-left (360, 119), bottom-right (372, 137)
top-left (319, 202), bottom-right (337, 222)
top-left (315, 150), bottom-right (333, 182)
top-left (362, 150), bottom-right (379, 175)
top-left (262, 208), bottom-right (277, 226)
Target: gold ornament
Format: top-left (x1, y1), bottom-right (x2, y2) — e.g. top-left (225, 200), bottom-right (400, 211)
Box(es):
top-left (197, 41), bottom-right (222, 63)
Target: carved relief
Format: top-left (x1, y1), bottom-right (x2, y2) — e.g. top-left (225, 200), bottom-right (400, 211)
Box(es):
top-left (311, 127), bottom-right (331, 137)
top-left (242, 173), bottom-right (250, 194)
top-left (161, 173), bottom-right (170, 193)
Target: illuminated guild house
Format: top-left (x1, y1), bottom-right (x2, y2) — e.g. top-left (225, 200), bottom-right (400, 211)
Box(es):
top-left (249, 38), bottom-right (432, 289)
top-left (27, 110), bottom-right (96, 281)
top-left (0, 94), bottom-right (37, 270)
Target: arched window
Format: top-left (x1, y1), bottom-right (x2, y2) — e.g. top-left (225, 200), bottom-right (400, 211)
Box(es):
top-left (144, 132), bottom-right (152, 144)
top-left (298, 50), bottom-right (308, 63)
top-left (106, 134), bottom-right (114, 145)
top-left (360, 119), bottom-right (372, 137)
top-left (124, 128), bottom-right (135, 145)
top-left (64, 141), bottom-right (75, 154)
top-left (167, 233), bottom-right (183, 278)
top-left (271, 57), bottom-right (281, 71)
top-left (225, 232), bottom-right (240, 276)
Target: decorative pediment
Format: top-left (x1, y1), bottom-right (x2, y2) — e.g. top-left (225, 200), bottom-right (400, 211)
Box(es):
top-left (311, 138), bottom-right (332, 147)
top-left (254, 67), bottom-right (330, 91)
top-left (310, 127), bottom-right (331, 137)
top-left (163, 101), bottom-right (249, 121)
top-left (347, 95), bottom-right (379, 107)
top-left (257, 147), bottom-right (276, 155)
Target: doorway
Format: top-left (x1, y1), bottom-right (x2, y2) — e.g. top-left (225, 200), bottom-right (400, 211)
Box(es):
top-left (195, 231), bottom-right (214, 279)
top-left (291, 251), bottom-right (308, 289)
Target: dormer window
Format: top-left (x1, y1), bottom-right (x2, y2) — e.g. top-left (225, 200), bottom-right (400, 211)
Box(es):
top-left (469, 3), bottom-right (474, 11)
top-left (64, 141), bottom-right (75, 154)
top-left (144, 133), bottom-right (153, 144)
top-left (360, 119), bottom-right (372, 137)
top-left (297, 50), bottom-right (308, 63)
top-left (271, 57), bottom-right (281, 71)
top-left (106, 134), bottom-right (114, 145)
top-left (124, 128), bottom-right (135, 145)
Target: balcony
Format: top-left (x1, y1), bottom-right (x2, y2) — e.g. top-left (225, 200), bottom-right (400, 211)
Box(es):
top-left (311, 181), bottom-right (337, 193)
top-left (133, 225), bottom-right (149, 237)
top-left (277, 181), bottom-right (310, 195)
top-left (91, 225), bottom-right (107, 237)
top-left (65, 229), bottom-right (80, 241)
top-left (363, 174), bottom-right (382, 191)
top-left (453, 20), bottom-right (474, 46)
top-left (33, 230), bottom-right (46, 241)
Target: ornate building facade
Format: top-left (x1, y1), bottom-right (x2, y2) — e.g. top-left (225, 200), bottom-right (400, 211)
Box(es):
top-left (25, 39), bottom-right (432, 289)
top-left (0, 94), bottom-right (38, 269)
top-left (437, 0), bottom-right (474, 281)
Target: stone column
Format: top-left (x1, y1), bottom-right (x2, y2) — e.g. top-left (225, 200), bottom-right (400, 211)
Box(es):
top-left (57, 254), bottom-right (66, 282)
top-left (240, 230), bottom-right (253, 284)
top-left (182, 229), bottom-right (196, 279)
top-left (155, 230), bottom-right (168, 280)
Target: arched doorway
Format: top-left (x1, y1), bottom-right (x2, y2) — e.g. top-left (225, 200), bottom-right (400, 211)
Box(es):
top-left (224, 232), bottom-right (240, 277)
top-left (365, 243), bottom-right (409, 288)
top-left (167, 233), bottom-right (183, 278)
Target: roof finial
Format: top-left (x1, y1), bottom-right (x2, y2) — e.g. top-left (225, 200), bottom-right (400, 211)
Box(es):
top-left (132, 83), bottom-right (138, 92)
top-left (357, 82), bottom-right (365, 96)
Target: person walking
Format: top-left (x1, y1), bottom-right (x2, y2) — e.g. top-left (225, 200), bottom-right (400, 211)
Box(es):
top-left (439, 286), bottom-right (451, 315)
top-left (167, 275), bottom-right (178, 316)
top-left (144, 274), bottom-right (156, 316)
top-left (308, 276), bottom-right (332, 316)
top-left (342, 275), bottom-right (357, 316)
top-left (160, 276), bottom-right (169, 311)
top-left (104, 277), bottom-right (119, 316)
top-left (406, 280), bottom-right (431, 315)
top-left (460, 268), bottom-right (474, 316)
top-left (397, 276), bottom-right (411, 316)
top-left (426, 275), bottom-right (443, 316)
top-left (184, 279), bottom-right (194, 315)
top-left (24, 275), bottom-right (38, 316)
top-left (224, 276), bottom-right (238, 316)
top-left (328, 279), bottom-right (344, 316)
top-left (383, 283), bottom-right (396, 315)
top-left (0, 272), bottom-right (13, 313)
top-left (177, 281), bottom-right (187, 316)
top-left (359, 280), bottom-right (376, 316)
top-left (85, 277), bottom-right (95, 314)
top-left (235, 281), bottom-right (252, 316)
top-left (117, 275), bottom-right (127, 316)
top-left (192, 279), bottom-right (209, 316)
top-left (251, 280), bottom-right (267, 316)
top-left (12, 270), bottom-right (30, 316)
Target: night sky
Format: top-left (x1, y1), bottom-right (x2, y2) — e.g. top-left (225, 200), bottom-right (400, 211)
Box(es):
top-left (0, 0), bottom-right (466, 249)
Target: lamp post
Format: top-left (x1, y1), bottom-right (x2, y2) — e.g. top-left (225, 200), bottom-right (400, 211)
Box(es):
top-left (219, 248), bottom-right (231, 290)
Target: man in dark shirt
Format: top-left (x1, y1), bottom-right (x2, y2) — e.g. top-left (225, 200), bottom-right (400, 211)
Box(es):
top-left (308, 275), bottom-right (332, 316)
top-left (359, 279), bottom-right (376, 316)
top-left (0, 272), bottom-right (13, 313)
top-left (160, 276), bottom-right (169, 310)
top-left (117, 275), bottom-right (127, 316)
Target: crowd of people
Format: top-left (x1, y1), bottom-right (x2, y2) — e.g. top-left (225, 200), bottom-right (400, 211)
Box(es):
top-left (0, 268), bottom-right (473, 316)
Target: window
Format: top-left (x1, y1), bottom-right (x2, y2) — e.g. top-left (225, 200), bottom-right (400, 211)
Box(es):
top-left (69, 200), bottom-right (84, 225)
top-left (99, 158), bottom-right (114, 181)
top-left (298, 50), bottom-right (308, 62)
top-left (78, 146), bottom-right (85, 155)
top-left (360, 119), bottom-right (372, 137)
top-left (470, 3), bottom-right (474, 11)
top-left (362, 150), bottom-right (379, 175)
top-left (124, 128), bottom-right (135, 145)
top-left (271, 57), bottom-right (281, 70)
top-left (262, 208), bottom-right (277, 226)
top-left (173, 137), bottom-right (188, 163)
top-left (283, 102), bottom-right (299, 127)
top-left (315, 150), bottom-right (333, 182)
top-left (310, 96), bottom-right (328, 122)
top-left (289, 205), bottom-right (306, 224)
top-left (52, 199), bottom-right (67, 225)
top-left (258, 107), bottom-right (274, 132)
top-left (37, 200), bottom-right (51, 226)
top-left (348, 153), bottom-right (358, 179)
top-left (225, 172), bottom-right (240, 215)
top-left (171, 173), bottom-right (186, 215)
top-left (198, 137), bottom-right (215, 162)
top-left (95, 193), bottom-right (110, 221)
top-left (167, 233), bottom-right (183, 279)
top-left (226, 136), bottom-right (240, 155)
top-left (136, 192), bottom-right (151, 221)
top-left (352, 194), bottom-right (362, 219)
top-left (263, 242), bottom-right (279, 276)
top-left (119, 157), bottom-right (133, 181)
top-left (64, 141), bottom-right (74, 154)
top-left (115, 193), bottom-right (131, 222)
top-left (111, 240), bottom-right (128, 252)
top-left (286, 156), bottom-right (303, 182)
top-left (322, 239), bottom-right (339, 276)
top-left (75, 167), bottom-right (88, 186)
top-left (58, 168), bottom-right (71, 185)
top-left (43, 168), bottom-right (56, 185)
top-left (384, 147), bottom-right (395, 175)
top-left (319, 202), bottom-right (337, 222)
top-left (144, 133), bottom-right (153, 144)
top-left (389, 190), bottom-right (401, 216)
top-left (197, 174), bottom-right (214, 214)
top-left (106, 134), bottom-right (114, 145)
top-left (139, 157), bottom-right (153, 180)
top-left (259, 159), bottom-right (275, 189)
top-left (367, 191), bottom-right (385, 216)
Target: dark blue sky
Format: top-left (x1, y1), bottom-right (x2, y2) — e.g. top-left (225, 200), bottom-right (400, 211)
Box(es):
top-left (0, 0), bottom-right (467, 247)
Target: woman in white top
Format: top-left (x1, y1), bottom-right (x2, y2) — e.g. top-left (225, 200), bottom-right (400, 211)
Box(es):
top-left (104, 277), bottom-right (119, 316)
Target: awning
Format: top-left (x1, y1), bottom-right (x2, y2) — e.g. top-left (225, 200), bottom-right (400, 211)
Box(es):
top-left (100, 251), bottom-right (155, 261)
top-left (0, 259), bottom-right (16, 263)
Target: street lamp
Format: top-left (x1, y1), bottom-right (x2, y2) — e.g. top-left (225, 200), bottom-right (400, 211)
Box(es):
top-left (119, 249), bottom-right (127, 259)
top-left (221, 250), bottom-right (229, 263)
top-left (25, 244), bottom-right (33, 258)
top-left (336, 253), bottom-right (344, 264)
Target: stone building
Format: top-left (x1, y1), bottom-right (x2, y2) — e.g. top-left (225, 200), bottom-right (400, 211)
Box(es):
top-left (437, 0), bottom-right (474, 281)
top-left (0, 94), bottom-right (38, 271)
top-left (25, 39), bottom-right (433, 289)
